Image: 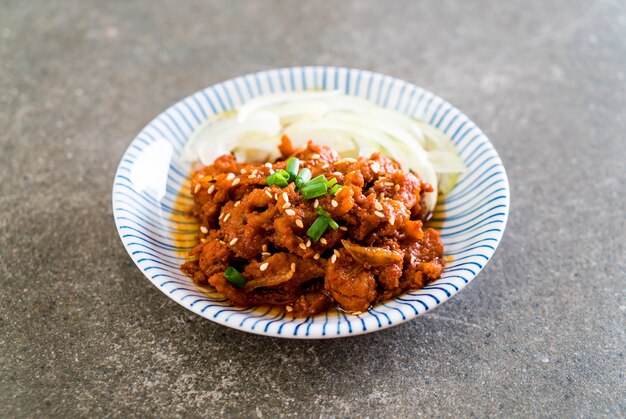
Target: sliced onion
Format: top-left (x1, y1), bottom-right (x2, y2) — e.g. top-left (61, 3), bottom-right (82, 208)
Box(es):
top-left (187, 111), bottom-right (281, 165)
top-left (341, 240), bottom-right (403, 266)
top-left (237, 90), bottom-right (342, 123)
top-left (244, 270), bottom-right (294, 290)
top-left (184, 90), bottom-right (466, 213)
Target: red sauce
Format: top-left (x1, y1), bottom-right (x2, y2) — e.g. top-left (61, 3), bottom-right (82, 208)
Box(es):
top-left (180, 137), bottom-right (445, 316)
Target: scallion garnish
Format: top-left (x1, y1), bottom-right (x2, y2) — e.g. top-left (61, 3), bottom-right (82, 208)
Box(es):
top-left (266, 161), bottom-right (343, 198)
top-left (294, 168), bottom-right (312, 191)
top-left (285, 157), bottom-right (300, 180)
top-left (330, 184), bottom-right (342, 195)
top-left (266, 169), bottom-right (290, 187)
top-left (306, 174), bottom-right (327, 187)
top-left (315, 206), bottom-right (339, 230)
top-left (301, 181), bottom-right (328, 200)
top-left (224, 267), bottom-right (246, 288)
top-left (306, 216), bottom-right (329, 242)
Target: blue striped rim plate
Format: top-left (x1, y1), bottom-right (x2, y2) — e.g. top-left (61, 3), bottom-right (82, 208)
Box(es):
top-left (112, 67), bottom-right (510, 339)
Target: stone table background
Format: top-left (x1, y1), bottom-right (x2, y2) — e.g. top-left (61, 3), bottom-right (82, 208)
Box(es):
top-left (1, 0), bottom-right (624, 417)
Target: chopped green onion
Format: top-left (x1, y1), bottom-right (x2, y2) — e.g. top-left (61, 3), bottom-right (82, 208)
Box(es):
top-left (330, 184), bottom-right (342, 196)
top-left (306, 174), bottom-right (327, 187)
top-left (306, 216), bottom-right (329, 242)
top-left (285, 157), bottom-right (300, 180)
top-left (326, 178), bottom-right (337, 188)
top-left (301, 181), bottom-right (328, 199)
top-left (315, 206), bottom-right (339, 230)
top-left (266, 169), bottom-right (290, 187)
top-left (224, 267), bottom-right (246, 288)
top-left (295, 168), bottom-right (312, 191)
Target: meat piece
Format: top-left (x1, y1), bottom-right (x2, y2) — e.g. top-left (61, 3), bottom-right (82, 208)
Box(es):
top-left (294, 140), bottom-right (340, 163)
top-left (183, 234), bottom-right (233, 285)
top-left (278, 135), bottom-right (295, 157)
top-left (273, 214), bottom-right (312, 257)
top-left (291, 290), bottom-right (333, 317)
top-left (219, 188), bottom-right (277, 259)
top-left (325, 252), bottom-right (377, 313)
top-left (375, 263), bottom-right (403, 291)
top-left (329, 187), bottom-right (354, 216)
top-left (243, 253), bottom-right (324, 291)
top-left (406, 228), bottom-right (444, 263)
top-left (181, 258), bottom-right (207, 285)
top-left (343, 193), bottom-right (387, 241)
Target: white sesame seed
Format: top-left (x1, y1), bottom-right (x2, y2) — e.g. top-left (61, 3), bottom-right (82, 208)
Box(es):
top-left (306, 240), bottom-right (311, 248)
top-left (295, 219), bottom-right (304, 228)
top-left (260, 262), bottom-right (269, 271)
top-left (331, 200), bottom-right (338, 208)
top-left (262, 252), bottom-right (271, 257)
top-left (223, 213), bottom-right (231, 222)
top-left (218, 213), bottom-right (224, 220)
top-left (285, 209), bottom-right (296, 216)
top-left (229, 238), bottom-right (238, 246)
top-left (274, 193), bottom-right (278, 200)
top-left (248, 174), bottom-right (256, 179)
top-left (234, 200), bottom-right (240, 207)
top-left (389, 216), bottom-right (395, 226)
top-left (200, 226), bottom-right (208, 234)
top-left (339, 226), bottom-right (348, 231)
top-left (282, 192), bottom-right (289, 203)
top-left (313, 253), bottom-right (320, 260)
top-left (394, 184), bottom-right (400, 191)
top-left (240, 168), bottom-right (247, 174)
top-left (283, 202), bottom-right (291, 209)
top-left (262, 244), bottom-right (268, 252)
top-left (313, 199), bottom-right (319, 208)
top-left (285, 305), bottom-right (293, 312)
top-left (374, 201), bottom-right (383, 211)
top-left (200, 238), bottom-right (207, 243)
top-left (208, 185), bottom-right (215, 194)
top-left (371, 162), bottom-right (380, 173)
top-left (341, 158), bottom-right (357, 163)
top-left (333, 249), bottom-right (340, 257)
top-left (290, 263), bottom-right (296, 272)
top-left (331, 254), bottom-right (337, 263)
top-left (265, 162), bottom-right (272, 168)
top-left (265, 190), bottom-right (272, 198)
top-left (410, 255), bottom-right (416, 265)
top-left (198, 174), bottom-right (204, 179)
top-left (320, 238), bottom-right (327, 245)
top-left (310, 153), bottom-right (321, 159)
top-left (374, 211), bottom-right (385, 218)
top-left (321, 164), bottom-right (329, 169)
top-left (193, 183), bottom-right (201, 193)
top-left (269, 169), bottom-right (275, 174)
top-left (333, 171), bottom-right (343, 177)
top-left (299, 243), bottom-right (307, 250)
top-left (226, 173), bottom-right (235, 180)
top-left (384, 182), bottom-right (394, 187)
top-left (251, 169), bottom-right (258, 176)
top-left (232, 178), bottom-right (240, 186)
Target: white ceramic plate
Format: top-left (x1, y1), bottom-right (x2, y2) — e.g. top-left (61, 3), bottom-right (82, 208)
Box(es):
top-left (112, 67), bottom-right (510, 338)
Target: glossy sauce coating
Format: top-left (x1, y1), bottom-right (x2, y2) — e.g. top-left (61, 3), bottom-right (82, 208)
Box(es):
top-left (182, 137), bottom-right (444, 316)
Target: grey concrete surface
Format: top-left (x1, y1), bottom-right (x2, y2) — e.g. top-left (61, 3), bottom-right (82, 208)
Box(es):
top-left (1, 0), bottom-right (625, 417)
